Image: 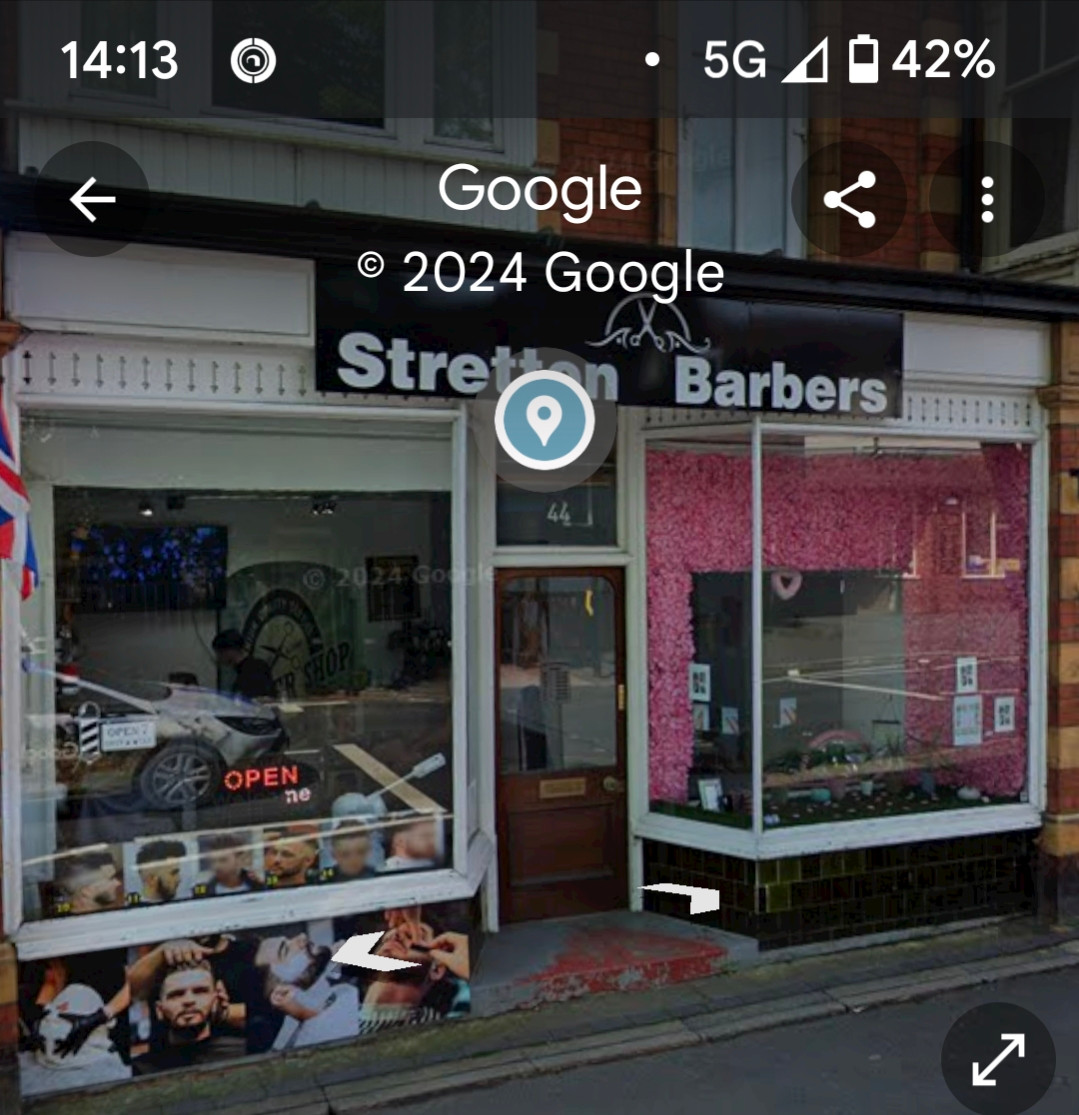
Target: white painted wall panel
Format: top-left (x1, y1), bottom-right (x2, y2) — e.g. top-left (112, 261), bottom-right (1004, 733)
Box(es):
top-left (19, 117), bottom-right (537, 230)
top-left (9, 234), bottom-right (313, 342)
top-left (904, 314), bottom-right (1051, 387)
top-left (24, 420), bottom-right (452, 492)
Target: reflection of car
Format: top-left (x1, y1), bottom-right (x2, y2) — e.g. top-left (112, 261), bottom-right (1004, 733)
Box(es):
top-left (47, 674), bottom-right (287, 811)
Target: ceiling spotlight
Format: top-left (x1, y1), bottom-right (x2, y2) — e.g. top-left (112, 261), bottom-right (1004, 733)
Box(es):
top-left (138, 500), bottom-right (154, 518)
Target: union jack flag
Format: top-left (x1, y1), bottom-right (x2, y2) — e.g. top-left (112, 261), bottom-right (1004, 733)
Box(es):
top-left (0, 398), bottom-right (38, 599)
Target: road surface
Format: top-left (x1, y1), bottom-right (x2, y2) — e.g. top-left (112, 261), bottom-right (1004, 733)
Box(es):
top-left (389, 967), bottom-right (1079, 1114)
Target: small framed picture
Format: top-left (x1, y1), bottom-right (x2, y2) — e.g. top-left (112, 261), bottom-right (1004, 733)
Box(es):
top-left (956, 656), bottom-right (978, 695)
top-left (953, 695), bottom-right (983, 747)
top-left (994, 696), bottom-right (1016, 734)
top-left (692, 703), bottom-right (710, 732)
top-left (698, 777), bottom-right (723, 811)
top-left (689, 662), bottom-right (711, 703)
top-left (778, 696), bottom-right (797, 728)
top-left (721, 706), bottom-right (740, 736)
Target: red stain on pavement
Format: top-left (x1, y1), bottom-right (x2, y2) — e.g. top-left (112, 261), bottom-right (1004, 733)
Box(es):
top-left (517, 927), bottom-right (729, 1004)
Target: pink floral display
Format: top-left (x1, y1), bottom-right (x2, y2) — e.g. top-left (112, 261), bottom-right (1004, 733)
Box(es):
top-left (647, 444), bottom-right (1030, 805)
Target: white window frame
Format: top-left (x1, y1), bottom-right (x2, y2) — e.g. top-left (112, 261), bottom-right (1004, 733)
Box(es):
top-left (2, 398), bottom-right (485, 959)
top-left (632, 414), bottom-right (1047, 862)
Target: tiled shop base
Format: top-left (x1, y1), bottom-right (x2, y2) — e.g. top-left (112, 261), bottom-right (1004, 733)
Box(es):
top-left (642, 832), bottom-right (1037, 949)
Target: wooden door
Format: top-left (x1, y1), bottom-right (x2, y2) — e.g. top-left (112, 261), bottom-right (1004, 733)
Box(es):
top-left (495, 570), bottom-right (627, 922)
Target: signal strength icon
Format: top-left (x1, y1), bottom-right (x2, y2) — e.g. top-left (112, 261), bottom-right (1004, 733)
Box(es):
top-left (782, 37), bottom-right (829, 84)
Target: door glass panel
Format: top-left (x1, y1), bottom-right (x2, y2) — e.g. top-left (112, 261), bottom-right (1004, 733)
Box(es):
top-left (498, 576), bottom-right (617, 773)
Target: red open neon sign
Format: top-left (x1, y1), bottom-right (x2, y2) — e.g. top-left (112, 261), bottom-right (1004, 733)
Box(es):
top-left (223, 764), bottom-right (302, 792)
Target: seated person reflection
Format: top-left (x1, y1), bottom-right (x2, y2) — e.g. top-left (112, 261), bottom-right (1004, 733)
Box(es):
top-left (132, 960), bottom-right (243, 1074)
top-left (381, 816), bottom-right (441, 872)
top-left (326, 823), bottom-right (376, 882)
top-left (264, 825), bottom-right (320, 887)
top-left (54, 851), bottom-right (124, 914)
top-left (212, 629), bottom-right (276, 700)
top-left (136, 840), bottom-right (186, 904)
top-left (196, 833), bottom-right (263, 897)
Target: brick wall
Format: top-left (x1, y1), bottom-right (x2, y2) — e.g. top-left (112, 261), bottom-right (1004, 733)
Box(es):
top-left (801, 0), bottom-right (966, 271)
top-left (1040, 324), bottom-right (1079, 917)
top-left (537, 0), bottom-right (658, 243)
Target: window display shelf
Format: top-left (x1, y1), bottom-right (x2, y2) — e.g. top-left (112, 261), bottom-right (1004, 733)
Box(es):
top-left (762, 737), bottom-right (1021, 791)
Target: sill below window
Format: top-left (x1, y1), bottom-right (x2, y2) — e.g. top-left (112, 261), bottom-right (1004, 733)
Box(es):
top-left (634, 802), bottom-right (1042, 861)
top-left (983, 231), bottom-right (1079, 280)
top-left (14, 832), bottom-right (494, 960)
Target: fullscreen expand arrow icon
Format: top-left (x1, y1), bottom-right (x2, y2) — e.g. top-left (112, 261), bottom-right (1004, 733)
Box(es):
top-left (640, 884), bottom-right (721, 915)
top-left (972, 1033), bottom-right (1025, 1087)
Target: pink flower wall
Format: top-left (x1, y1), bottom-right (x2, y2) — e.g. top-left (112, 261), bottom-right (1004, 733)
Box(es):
top-left (646, 444), bottom-right (1030, 805)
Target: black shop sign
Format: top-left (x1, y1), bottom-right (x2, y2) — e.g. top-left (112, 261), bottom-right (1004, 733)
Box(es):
top-left (316, 264), bottom-right (903, 417)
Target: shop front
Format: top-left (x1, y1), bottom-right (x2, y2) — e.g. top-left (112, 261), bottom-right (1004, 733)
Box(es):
top-left (0, 220), bottom-right (1062, 1099)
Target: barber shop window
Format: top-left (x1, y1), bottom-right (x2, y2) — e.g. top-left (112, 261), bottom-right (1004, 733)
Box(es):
top-left (646, 434), bottom-right (1031, 829)
top-left (20, 419), bottom-right (457, 922)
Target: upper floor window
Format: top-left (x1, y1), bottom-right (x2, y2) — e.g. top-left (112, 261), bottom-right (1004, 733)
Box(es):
top-left (434, 0), bottom-right (494, 143)
top-left (678, 0), bottom-right (805, 255)
top-left (211, 0), bottom-right (386, 128)
top-left (79, 0), bottom-right (158, 98)
top-left (58, 1), bottom-right (511, 152)
top-left (1003, 0), bottom-right (1079, 245)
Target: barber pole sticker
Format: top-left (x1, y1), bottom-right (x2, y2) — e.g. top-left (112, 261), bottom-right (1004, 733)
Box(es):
top-left (76, 703), bottom-right (102, 764)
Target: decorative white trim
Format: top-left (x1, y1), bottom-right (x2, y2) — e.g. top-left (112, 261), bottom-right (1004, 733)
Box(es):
top-left (451, 408), bottom-right (470, 875)
top-left (12, 333), bottom-right (460, 412)
top-left (492, 550), bottom-right (630, 568)
top-left (635, 803), bottom-right (1043, 861)
top-left (751, 416), bottom-right (763, 837)
top-left (623, 409), bottom-right (649, 911)
top-left (643, 389), bottom-right (1041, 439)
top-left (471, 419), bottom-right (500, 933)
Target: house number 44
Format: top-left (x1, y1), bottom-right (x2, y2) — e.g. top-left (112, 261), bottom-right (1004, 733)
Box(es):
top-left (547, 501), bottom-right (572, 526)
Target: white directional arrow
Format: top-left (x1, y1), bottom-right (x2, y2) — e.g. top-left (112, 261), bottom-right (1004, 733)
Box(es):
top-left (972, 1033), bottom-right (1025, 1086)
top-left (70, 177), bottom-right (116, 222)
top-left (331, 931), bottom-right (421, 972)
top-left (640, 883), bottom-right (721, 915)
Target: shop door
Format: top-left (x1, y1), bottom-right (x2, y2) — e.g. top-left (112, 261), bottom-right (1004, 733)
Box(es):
top-left (496, 570), bottom-right (627, 922)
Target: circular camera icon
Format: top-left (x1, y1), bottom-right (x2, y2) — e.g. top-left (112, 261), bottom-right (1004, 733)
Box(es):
top-left (494, 370), bottom-right (596, 472)
top-left (230, 37), bottom-right (277, 84)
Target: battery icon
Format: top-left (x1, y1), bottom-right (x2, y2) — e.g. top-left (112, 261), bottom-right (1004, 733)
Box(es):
top-left (849, 34), bottom-right (879, 84)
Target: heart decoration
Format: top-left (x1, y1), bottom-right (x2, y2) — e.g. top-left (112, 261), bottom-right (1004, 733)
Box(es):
top-left (771, 570), bottom-right (803, 600)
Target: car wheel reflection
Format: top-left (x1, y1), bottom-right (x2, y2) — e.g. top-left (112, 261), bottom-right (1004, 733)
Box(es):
top-left (137, 741), bottom-right (223, 810)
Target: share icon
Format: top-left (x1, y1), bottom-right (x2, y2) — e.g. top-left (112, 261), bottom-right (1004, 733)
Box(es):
top-left (823, 170), bottom-right (877, 228)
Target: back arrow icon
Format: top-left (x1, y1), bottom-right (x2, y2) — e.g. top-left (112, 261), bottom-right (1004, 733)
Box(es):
top-left (70, 177), bottom-right (116, 222)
